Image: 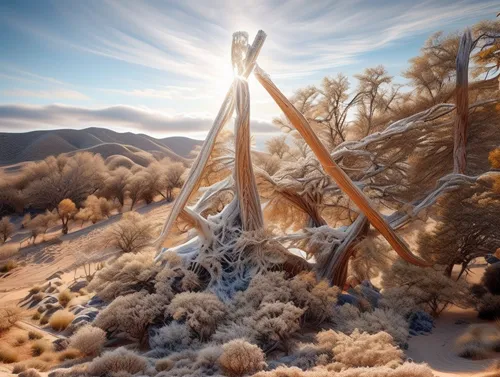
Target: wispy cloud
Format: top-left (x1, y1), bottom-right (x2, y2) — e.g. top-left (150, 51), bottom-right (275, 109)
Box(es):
top-left (99, 87), bottom-right (208, 100)
top-left (0, 104), bottom-right (276, 134)
top-left (4, 0), bottom-right (497, 82)
top-left (4, 89), bottom-right (90, 100)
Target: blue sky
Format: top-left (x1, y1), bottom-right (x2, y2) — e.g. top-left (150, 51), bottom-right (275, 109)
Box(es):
top-left (0, 0), bottom-right (498, 141)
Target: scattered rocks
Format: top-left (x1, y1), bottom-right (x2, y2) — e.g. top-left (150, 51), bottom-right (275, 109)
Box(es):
top-left (68, 280), bottom-right (88, 293)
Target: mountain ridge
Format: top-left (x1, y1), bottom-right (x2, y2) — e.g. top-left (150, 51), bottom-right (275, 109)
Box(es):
top-left (0, 127), bottom-right (203, 166)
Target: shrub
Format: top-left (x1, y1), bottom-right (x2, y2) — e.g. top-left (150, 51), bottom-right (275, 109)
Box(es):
top-left (477, 293), bottom-right (500, 320)
top-left (253, 302), bottom-right (305, 349)
top-left (167, 292), bottom-right (227, 340)
top-left (482, 263), bottom-right (500, 295)
top-left (58, 348), bottom-right (82, 361)
top-left (219, 339), bottom-right (266, 377)
top-left (11, 331), bottom-right (28, 346)
top-left (28, 330), bottom-right (43, 340)
top-left (149, 322), bottom-right (197, 356)
top-left (49, 310), bottom-right (75, 331)
top-left (455, 326), bottom-right (492, 359)
top-left (57, 290), bottom-right (73, 307)
top-left (87, 251), bottom-right (161, 302)
top-left (68, 325), bottom-right (106, 356)
top-left (0, 306), bottom-right (21, 331)
top-left (0, 217), bottom-right (15, 244)
top-left (86, 347), bottom-right (147, 376)
top-left (57, 199), bottom-right (78, 235)
top-left (106, 212), bottom-right (156, 253)
top-left (0, 344), bottom-right (19, 363)
top-left (381, 260), bottom-right (470, 316)
top-left (0, 259), bottom-right (17, 273)
top-left (0, 243), bottom-right (19, 260)
top-left (32, 312), bottom-right (41, 321)
top-left (31, 339), bottom-right (51, 356)
top-left (18, 369), bottom-right (42, 377)
top-left (339, 307), bottom-right (409, 346)
top-left (94, 292), bottom-right (167, 344)
top-left (327, 329), bottom-right (403, 368)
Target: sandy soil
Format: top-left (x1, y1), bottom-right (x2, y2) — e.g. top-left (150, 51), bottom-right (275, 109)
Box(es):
top-left (0, 201), bottom-right (172, 305)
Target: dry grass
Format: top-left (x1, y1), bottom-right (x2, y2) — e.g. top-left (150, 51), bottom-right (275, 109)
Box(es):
top-left (0, 306), bottom-right (22, 332)
top-left (58, 348), bottom-right (82, 361)
top-left (57, 290), bottom-right (73, 307)
top-left (455, 325), bottom-right (500, 359)
top-left (31, 339), bottom-right (51, 356)
top-left (28, 330), bottom-right (43, 340)
top-left (30, 285), bottom-right (41, 294)
top-left (49, 310), bottom-right (75, 331)
top-left (0, 343), bottom-right (19, 363)
top-left (0, 259), bottom-right (17, 273)
top-left (68, 325), bottom-right (106, 356)
top-left (0, 243), bottom-right (19, 260)
top-left (32, 312), bottom-right (41, 321)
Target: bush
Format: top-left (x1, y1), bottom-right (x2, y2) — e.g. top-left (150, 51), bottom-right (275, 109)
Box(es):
top-left (58, 348), bottom-right (82, 361)
top-left (0, 259), bottom-right (17, 273)
top-left (455, 325), bottom-right (495, 359)
top-left (49, 310), bottom-right (75, 331)
top-left (382, 260), bottom-right (470, 316)
top-left (0, 344), bottom-right (19, 363)
top-left (167, 292), bottom-right (227, 340)
top-left (86, 347), bottom-right (147, 376)
top-left (338, 307), bottom-right (409, 346)
top-left (0, 243), bottom-right (19, 260)
top-left (0, 306), bottom-right (21, 331)
top-left (57, 290), bottom-right (73, 307)
top-left (482, 263), bottom-right (500, 295)
top-left (323, 329), bottom-right (403, 368)
top-left (477, 293), bottom-right (500, 320)
top-left (94, 292), bottom-right (167, 344)
top-left (31, 339), bottom-right (51, 356)
top-left (106, 212), bottom-right (156, 253)
top-left (18, 369), bottom-right (42, 377)
top-left (219, 339), bottom-right (266, 377)
top-left (68, 325), bottom-right (106, 356)
top-left (0, 216), bottom-right (15, 244)
top-left (149, 322), bottom-right (197, 356)
top-left (28, 330), bottom-right (43, 340)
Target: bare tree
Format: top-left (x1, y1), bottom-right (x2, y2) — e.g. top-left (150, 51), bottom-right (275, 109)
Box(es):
top-left (265, 135), bottom-right (290, 158)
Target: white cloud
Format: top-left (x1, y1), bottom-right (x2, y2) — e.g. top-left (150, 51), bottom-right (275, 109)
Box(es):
top-left (4, 89), bottom-right (90, 100)
top-left (4, 0), bottom-right (497, 83)
top-left (0, 103), bottom-right (276, 135)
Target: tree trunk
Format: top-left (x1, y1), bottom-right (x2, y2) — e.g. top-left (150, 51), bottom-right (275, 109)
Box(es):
top-left (453, 29), bottom-right (472, 174)
top-left (254, 66), bottom-right (429, 268)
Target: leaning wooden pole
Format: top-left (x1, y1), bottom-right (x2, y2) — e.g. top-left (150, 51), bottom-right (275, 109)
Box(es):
top-left (153, 31), bottom-right (266, 256)
top-left (453, 29), bottom-right (472, 174)
top-left (254, 65), bottom-right (429, 267)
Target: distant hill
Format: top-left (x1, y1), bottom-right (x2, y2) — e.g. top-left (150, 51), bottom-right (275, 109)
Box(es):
top-left (0, 127), bottom-right (203, 166)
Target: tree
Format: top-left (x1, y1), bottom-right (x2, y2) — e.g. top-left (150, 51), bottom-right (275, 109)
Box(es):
top-left (106, 212), bottom-right (156, 253)
top-left (102, 167), bottom-right (131, 209)
top-left (58, 199), bottom-right (77, 235)
top-left (265, 135), bottom-right (290, 159)
top-left (25, 210), bottom-right (57, 244)
top-left (165, 162), bottom-right (186, 202)
top-left (403, 32), bottom-right (459, 105)
top-left (75, 195), bottom-right (114, 224)
top-left (0, 217), bottom-right (15, 244)
top-left (24, 153), bottom-right (106, 210)
top-left (355, 65), bottom-right (395, 136)
top-left (418, 182), bottom-right (500, 278)
top-left (472, 19), bottom-right (500, 80)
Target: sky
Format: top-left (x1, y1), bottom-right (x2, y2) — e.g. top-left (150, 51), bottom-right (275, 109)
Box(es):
top-left (0, 0), bottom-right (498, 144)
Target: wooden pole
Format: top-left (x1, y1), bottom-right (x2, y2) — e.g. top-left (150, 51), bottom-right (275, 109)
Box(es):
top-left (254, 65), bottom-right (429, 267)
top-left (453, 29), bottom-right (472, 174)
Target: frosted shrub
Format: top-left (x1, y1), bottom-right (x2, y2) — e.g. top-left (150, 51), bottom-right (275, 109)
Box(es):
top-left (253, 302), bottom-right (304, 349)
top-left (219, 339), bottom-right (266, 377)
top-left (88, 251), bottom-right (161, 302)
top-left (106, 211), bottom-right (156, 253)
top-left (167, 292), bottom-right (226, 340)
top-left (68, 325), bottom-right (106, 356)
top-left (329, 329), bottom-right (403, 368)
top-left (87, 347), bottom-right (147, 376)
top-left (149, 322), bottom-right (199, 356)
top-left (94, 292), bottom-right (167, 345)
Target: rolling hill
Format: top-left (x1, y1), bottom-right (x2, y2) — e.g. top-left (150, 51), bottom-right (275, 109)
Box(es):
top-left (0, 127), bottom-right (203, 166)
